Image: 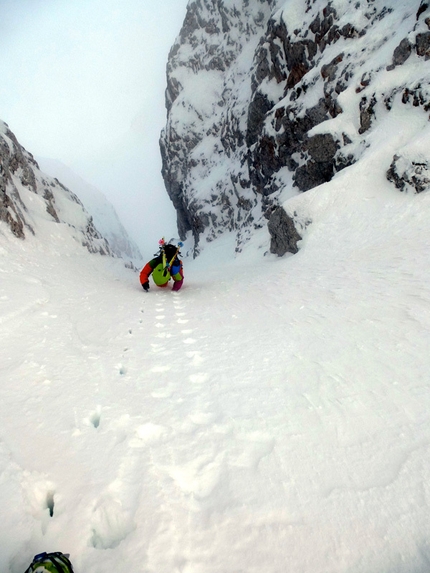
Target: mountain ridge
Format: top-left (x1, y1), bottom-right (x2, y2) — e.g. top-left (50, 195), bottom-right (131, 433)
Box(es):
top-left (36, 157), bottom-right (142, 261)
top-left (0, 120), bottom-right (141, 264)
top-left (160, 0), bottom-right (430, 255)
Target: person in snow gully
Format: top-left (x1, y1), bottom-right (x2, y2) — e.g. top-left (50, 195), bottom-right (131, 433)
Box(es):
top-left (140, 241), bottom-right (184, 292)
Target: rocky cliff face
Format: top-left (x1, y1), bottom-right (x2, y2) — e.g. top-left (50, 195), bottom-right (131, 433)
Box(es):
top-left (0, 121), bottom-right (134, 259)
top-left (160, 0), bottom-right (283, 251)
top-left (160, 0), bottom-right (430, 255)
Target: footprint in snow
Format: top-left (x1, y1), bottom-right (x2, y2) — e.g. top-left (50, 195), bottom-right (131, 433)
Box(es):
top-left (186, 350), bottom-right (205, 365)
top-left (129, 422), bottom-right (169, 446)
top-left (89, 406), bottom-right (102, 428)
top-left (90, 423), bottom-right (157, 550)
top-left (150, 365), bottom-right (171, 373)
top-left (188, 411), bottom-right (217, 425)
top-left (19, 471), bottom-right (56, 525)
top-left (91, 497), bottom-right (135, 549)
top-left (151, 387), bottom-right (174, 398)
top-left (189, 372), bottom-right (209, 384)
top-left (167, 454), bottom-right (224, 500)
top-left (232, 433), bottom-right (275, 470)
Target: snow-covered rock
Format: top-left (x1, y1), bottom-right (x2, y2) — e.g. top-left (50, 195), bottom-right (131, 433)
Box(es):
top-left (36, 158), bottom-right (142, 261)
top-left (160, 0), bottom-right (283, 252)
top-left (0, 120), bottom-right (134, 260)
top-left (160, 0), bottom-right (430, 254)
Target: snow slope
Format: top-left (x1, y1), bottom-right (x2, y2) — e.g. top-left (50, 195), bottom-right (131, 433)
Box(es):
top-left (1, 128), bottom-right (430, 573)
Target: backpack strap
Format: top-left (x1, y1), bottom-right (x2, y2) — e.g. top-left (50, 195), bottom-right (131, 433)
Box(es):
top-left (164, 242), bottom-right (184, 273)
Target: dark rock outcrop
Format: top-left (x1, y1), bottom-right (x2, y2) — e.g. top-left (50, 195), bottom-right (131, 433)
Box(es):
top-left (387, 38), bottom-right (413, 70)
top-left (268, 206), bottom-right (302, 256)
top-left (387, 154), bottom-right (430, 194)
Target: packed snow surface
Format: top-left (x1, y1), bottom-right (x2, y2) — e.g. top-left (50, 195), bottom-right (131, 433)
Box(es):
top-left (1, 156), bottom-right (430, 572)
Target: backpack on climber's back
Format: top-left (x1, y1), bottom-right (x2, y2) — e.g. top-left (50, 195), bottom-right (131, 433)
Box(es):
top-left (24, 552), bottom-right (74, 573)
top-left (140, 239), bottom-right (184, 291)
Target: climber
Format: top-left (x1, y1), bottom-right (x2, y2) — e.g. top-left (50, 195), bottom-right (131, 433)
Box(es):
top-left (140, 239), bottom-right (184, 292)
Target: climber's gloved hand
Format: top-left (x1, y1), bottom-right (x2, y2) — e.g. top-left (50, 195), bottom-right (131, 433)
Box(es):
top-left (142, 282), bottom-right (150, 292)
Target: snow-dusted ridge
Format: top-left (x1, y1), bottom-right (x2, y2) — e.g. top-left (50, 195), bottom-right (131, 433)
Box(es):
top-left (161, 0), bottom-right (430, 254)
top-left (36, 157), bottom-right (142, 262)
top-left (0, 120), bottom-right (141, 263)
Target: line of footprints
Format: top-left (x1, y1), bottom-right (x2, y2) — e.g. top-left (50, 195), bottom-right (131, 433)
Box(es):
top-left (79, 293), bottom-right (274, 551)
top-left (88, 293), bottom-right (208, 431)
top-left (150, 293), bottom-right (208, 387)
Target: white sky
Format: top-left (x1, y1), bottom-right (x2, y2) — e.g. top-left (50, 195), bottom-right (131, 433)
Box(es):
top-left (0, 0), bottom-right (189, 251)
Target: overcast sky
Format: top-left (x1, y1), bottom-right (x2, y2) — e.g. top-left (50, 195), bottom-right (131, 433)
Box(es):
top-left (0, 0), bottom-right (189, 252)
